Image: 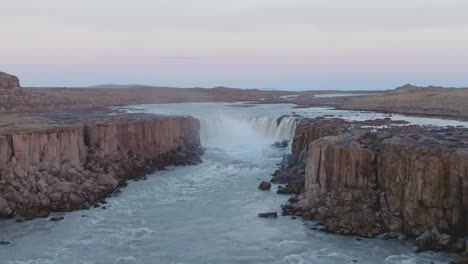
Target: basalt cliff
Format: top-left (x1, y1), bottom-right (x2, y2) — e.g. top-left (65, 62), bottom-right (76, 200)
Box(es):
top-left (277, 117), bottom-right (468, 253)
top-left (0, 111), bottom-right (202, 218)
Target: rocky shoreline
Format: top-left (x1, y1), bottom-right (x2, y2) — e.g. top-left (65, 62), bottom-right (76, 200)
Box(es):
top-left (0, 111), bottom-right (203, 218)
top-left (271, 117), bottom-right (468, 256)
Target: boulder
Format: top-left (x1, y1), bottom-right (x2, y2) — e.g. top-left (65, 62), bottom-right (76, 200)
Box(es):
top-left (0, 241), bottom-right (10, 246)
top-left (258, 212), bottom-right (278, 218)
top-left (450, 255), bottom-right (468, 264)
top-left (49, 216), bottom-right (64, 222)
top-left (0, 196), bottom-right (13, 217)
top-left (272, 140), bottom-right (288, 148)
top-left (258, 181), bottom-right (271, 191)
top-left (277, 184), bottom-right (303, 195)
top-left (96, 173), bottom-right (119, 190)
top-left (415, 230), bottom-right (437, 252)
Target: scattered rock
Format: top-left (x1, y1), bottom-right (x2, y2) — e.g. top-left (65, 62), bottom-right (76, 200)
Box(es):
top-left (450, 255), bottom-right (468, 264)
top-left (277, 184), bottom-right (303, 195)
top-left (49, 216), bottom-right (64, 222)
top-left (96, 173), bottom-right (119, 190)
top-left (376, 232), bottom-right (404, 241)
top-left (413, 228), bottom-right (460, 253)
top-left (288, 194), bottom-right (299, 203)
top-left (415, 232), bottom-right (436, 253)
top-left (451, 238), bottom-right (466, 252)
top-left (110, 189), bottom-right (122, 197)
top-left (0, 241), bottom-right (10, 246)
top-left (0, 196), bottom-right (13, 217)
top-left (258, 181), bottom-right (271, 191)
top-left (272, 140), bottom-right (289, 148)
top-left (258, 212), bottom-right (278, 219)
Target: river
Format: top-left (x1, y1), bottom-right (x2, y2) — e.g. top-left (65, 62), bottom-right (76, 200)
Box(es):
top-left (1, 103), bottom-right (465, 264)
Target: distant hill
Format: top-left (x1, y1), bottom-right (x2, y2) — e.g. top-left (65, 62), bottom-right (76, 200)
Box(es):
top-left (394, 84), bottom-right (467, 92)
top-left (89, 84), bottom-right (154, 89)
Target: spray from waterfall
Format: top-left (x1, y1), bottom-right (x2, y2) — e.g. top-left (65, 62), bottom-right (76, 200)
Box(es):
top-left (247, 116), bottom-right (298, 141)
top-left (199, 115), bottom-right (298, 145)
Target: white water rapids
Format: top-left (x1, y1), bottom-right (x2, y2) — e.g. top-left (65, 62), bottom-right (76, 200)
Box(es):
top-left (1, 102), bottom-right (465, 264)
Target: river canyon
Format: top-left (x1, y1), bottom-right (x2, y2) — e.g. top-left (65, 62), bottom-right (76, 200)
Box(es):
top-left (1, 102), bottom-right (466, 263)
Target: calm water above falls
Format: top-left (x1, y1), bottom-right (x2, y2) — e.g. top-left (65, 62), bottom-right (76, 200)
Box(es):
top-left (1, 103), bottom-right (465, 264)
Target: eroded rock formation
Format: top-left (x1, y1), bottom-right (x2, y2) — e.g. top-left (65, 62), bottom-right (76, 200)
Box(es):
top-left (0, 72), bottom-right (20, 90)
top-left (0, 113), bottom-right (202, 217)
top-left (279, 117), bottom-right (468, 252)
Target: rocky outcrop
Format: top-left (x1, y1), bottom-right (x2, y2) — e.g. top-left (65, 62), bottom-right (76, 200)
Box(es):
top-left (280, 117), bottom-right (468, 252)
top-left (0, 72), bottom-right (20, 90)
top-left (0, 113), bottom-right (202, 217)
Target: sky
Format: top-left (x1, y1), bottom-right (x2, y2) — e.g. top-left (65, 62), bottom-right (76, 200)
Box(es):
top-left (1, 0), bottom-right (468, 90)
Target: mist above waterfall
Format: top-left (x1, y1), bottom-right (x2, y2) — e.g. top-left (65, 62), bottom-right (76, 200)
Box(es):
top-left (198, 115), bottom-right (298, 146)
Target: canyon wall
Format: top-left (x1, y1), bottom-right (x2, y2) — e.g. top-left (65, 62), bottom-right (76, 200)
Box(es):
top-left (0, 72), bottom-right (20, 90)
top-left (0, 114), bottom-right (202, 217)
top-left (281, 117), bottom-right (468, 251)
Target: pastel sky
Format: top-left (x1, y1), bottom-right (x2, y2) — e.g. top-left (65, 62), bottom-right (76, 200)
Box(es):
top-left (1, 0), bottom-right (468, 90)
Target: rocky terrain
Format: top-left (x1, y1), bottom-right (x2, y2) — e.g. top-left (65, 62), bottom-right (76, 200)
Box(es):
top-left (275, 117), bottom-right (468, 253)
top-left (284, 84), bottom-right (468, 120)
top-left (0, 71), bottom-right (295, 112)
top-left (2, 71), bottom-right (467, 120)
top-left (0, 110), bottom-right (202, 218)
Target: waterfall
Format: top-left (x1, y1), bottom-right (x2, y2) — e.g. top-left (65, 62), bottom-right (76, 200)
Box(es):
top-left (198, 115), bottom-right (298, 146)
top-left (247, 116), bottom-right (298, 141)
top-left (198, 114), bottom-right (298, 146)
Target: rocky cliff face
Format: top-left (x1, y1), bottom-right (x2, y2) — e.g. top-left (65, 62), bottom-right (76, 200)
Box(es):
top-left (0, 72), bottom-right (20, 90)
top-left (280, 117), bottom-right (468, 252)
top-left (0, 113), bottom-right (202, 217)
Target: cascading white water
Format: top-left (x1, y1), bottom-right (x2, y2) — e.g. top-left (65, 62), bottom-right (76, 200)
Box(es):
top-left (198, 116), bottom-right (262, 145)
top-left (198, 115), bottom-right (298, 145)
top-left (247, 116), bottom-right (298, 141)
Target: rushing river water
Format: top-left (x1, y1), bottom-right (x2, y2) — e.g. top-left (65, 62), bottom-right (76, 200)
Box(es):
top-left (1, 103), bottom-right (466, 264)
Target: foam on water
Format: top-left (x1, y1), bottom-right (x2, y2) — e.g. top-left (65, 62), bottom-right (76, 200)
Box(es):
top-left (0, 102), bottom-right (461, 264)
top-left (247, 116), bottom-right (298, 141)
